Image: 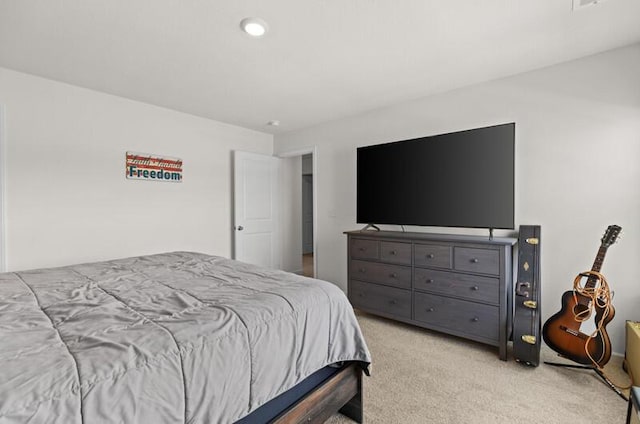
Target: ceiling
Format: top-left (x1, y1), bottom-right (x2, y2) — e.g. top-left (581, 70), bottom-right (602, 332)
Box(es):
top-left (1, 0), bottom-right (640, 135)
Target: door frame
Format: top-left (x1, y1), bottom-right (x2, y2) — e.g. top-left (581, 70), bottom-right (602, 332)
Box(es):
top-left (0, 105), bottom-right (6, 271)
top-left (277, 147), bottom-right (317, 278)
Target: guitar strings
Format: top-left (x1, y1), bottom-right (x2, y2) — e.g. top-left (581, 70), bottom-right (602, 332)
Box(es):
top-left (572, 270), bottom-right (632, 391)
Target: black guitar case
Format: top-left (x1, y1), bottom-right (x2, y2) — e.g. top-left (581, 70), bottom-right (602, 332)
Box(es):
top-left (513, 225), bottom-right (542, 366)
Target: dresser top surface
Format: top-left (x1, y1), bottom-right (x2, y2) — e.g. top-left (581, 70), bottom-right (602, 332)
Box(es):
top-left (344, 230), bottom-right (517, 246)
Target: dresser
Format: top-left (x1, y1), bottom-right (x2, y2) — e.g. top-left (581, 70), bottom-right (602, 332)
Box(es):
top-left (345, 230), bottom-right (516, 360)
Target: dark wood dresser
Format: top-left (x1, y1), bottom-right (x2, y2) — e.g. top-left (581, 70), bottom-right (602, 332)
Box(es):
top-left (345, 230), bottom-right (516, 360)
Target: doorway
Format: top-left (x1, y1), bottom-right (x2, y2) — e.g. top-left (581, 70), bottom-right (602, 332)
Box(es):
top-left (301, 154), bottom-right (313, 277)
top-left (278, 148), bottom-right (316, 278)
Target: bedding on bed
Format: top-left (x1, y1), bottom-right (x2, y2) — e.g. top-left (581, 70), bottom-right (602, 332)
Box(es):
top-left (0, 251), bottom-right (371, 424)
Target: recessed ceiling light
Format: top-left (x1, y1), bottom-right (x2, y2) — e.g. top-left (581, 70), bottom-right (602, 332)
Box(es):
top-left (240, 18), bottom-right (268, 37)
top-left (572, 0), bottom-right (607, 10)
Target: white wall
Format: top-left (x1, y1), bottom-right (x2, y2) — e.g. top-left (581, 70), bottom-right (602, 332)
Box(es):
top-left (274, 43), bottom-right (640, 355)
top-left (279, 156), bottom-right (302, 273)
top-left (0, 67), bottom-right (272, 271)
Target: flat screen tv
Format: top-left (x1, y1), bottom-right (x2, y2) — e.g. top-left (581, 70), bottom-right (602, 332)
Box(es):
top-left (357, 123), bottom-right (514, 230)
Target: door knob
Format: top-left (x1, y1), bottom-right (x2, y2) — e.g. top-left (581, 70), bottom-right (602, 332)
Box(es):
top-left (237, 225), bottom-right (244, 231)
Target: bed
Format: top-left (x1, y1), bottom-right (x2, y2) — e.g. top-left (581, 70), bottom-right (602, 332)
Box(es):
top-left (0, 251), bottom-right (371, 423)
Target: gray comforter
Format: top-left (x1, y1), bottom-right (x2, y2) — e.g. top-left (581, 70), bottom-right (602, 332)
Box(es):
top-left (0, 252), bottom-right (370, 424)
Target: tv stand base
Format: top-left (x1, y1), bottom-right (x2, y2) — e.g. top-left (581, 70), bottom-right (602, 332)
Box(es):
top-left (360, 224), bottom-right (380, 231)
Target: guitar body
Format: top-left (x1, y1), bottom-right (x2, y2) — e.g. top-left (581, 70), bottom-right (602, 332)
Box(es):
top-left (542, 290), bottom-right (614, 366)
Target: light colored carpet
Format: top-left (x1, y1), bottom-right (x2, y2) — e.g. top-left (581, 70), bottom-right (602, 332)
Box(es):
top-left (329, 312), bottom-right (631, 424)
top-left (303, 253), bottom-right (314, 278)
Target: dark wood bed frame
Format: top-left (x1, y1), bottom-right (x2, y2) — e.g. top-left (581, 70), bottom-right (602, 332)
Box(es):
top-left (272, 362), bottom-right (364, 424)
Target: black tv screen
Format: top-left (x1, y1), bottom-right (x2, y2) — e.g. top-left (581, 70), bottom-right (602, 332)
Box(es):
top-left (357, 123), bottom-right (515, 229)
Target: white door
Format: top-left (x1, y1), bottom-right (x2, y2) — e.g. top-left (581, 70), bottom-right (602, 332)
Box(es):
top-left (233, 151), bottom-right (280, 269)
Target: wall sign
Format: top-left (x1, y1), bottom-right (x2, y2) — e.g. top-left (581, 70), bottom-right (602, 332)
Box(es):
top-left (126, 152), bottom-right (183, 182)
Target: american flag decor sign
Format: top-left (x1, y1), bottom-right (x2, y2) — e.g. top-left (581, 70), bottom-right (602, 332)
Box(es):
top-left (126, 152), bottom-right (183, 182)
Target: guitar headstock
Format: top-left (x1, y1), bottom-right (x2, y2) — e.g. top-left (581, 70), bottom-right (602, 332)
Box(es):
top-left (601, 225), bottom-right (622, 248)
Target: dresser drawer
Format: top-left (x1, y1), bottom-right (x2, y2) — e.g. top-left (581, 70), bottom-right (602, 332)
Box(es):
top-left (454, 247), bottom-right (500, 275)
top-left (413, 269), bottom-right (499, 305)
top-left (349, 280), bottom-right (411, 319)
top-left (350, 260), bottom-right (411, 289)
top-left (414, 244), bottom-right (452, 269)
top-left (350, 238), bottom-right (379, 260)
top-left (414, 292), bottom-right (499, 341)
top-left (380, 241), bottom-right (412, 265)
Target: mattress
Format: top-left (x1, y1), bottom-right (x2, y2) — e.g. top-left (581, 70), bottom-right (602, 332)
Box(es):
top-left (0, 251), bottom-right (370, 424)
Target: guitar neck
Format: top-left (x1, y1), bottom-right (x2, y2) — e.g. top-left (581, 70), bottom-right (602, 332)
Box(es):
top-left (586, 245), bottom-right (608, 289)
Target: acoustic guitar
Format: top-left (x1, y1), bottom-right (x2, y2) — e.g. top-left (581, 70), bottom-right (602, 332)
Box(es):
top-left (542, 225), bottom-right (621, 367)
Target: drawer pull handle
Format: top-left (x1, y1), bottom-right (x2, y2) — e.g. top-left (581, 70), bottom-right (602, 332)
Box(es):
top-left (426, 279), bottom-right (434, 284)
top-left (359, 268), bottom-right (366, 273)
top-left (427, 307), bottom-right (435, 312)
top-left (427, 254), bottom-right (435, 259)
top-left (389, 300), bottom-right (397, 305)
top-left (390, 273), bottom-right (397, 278)
top-left (358, 293), bottom-right (365, 298)
top-left (472, 317), bottom-right (479, 322)
top-left (471, 286), bottom-right (479, 291)
top-left (390, 250), bottom-right (397, 255)
top-left (359, 247), bottom-right (366, 251)
top-left (471, 258), bottom-right (479, 263)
